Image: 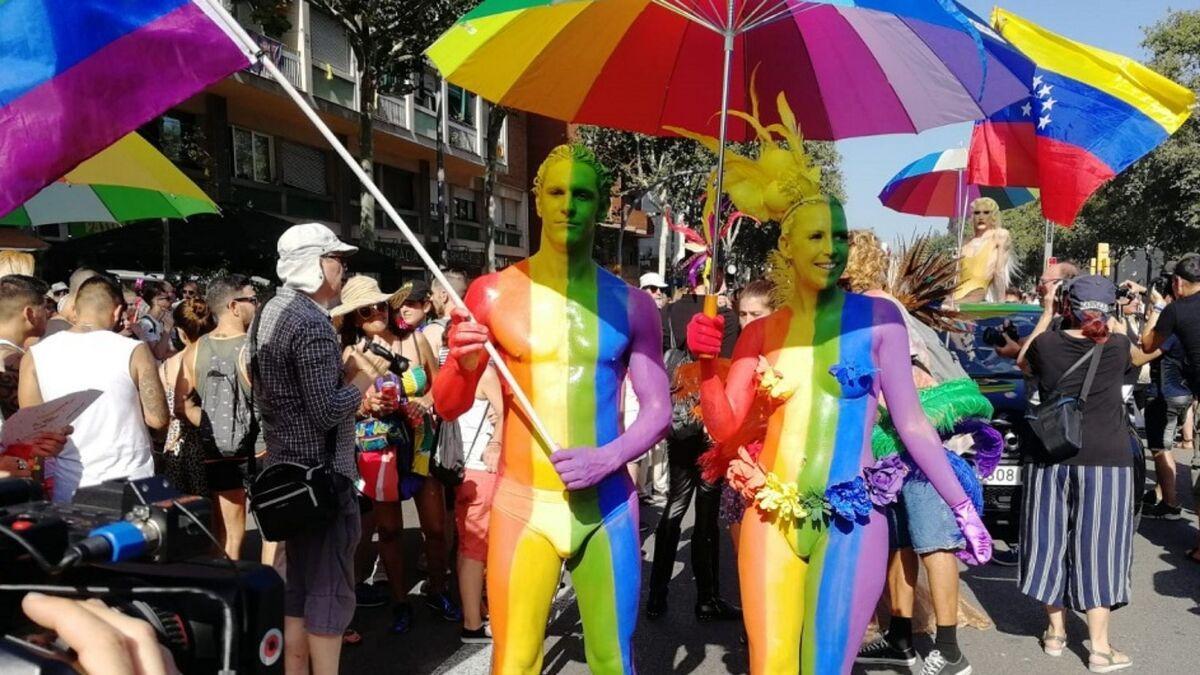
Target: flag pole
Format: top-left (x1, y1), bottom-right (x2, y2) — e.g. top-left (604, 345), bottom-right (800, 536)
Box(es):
top-left (208, 4), bottom-right (560, 455)
top-left (1043, 218), bottom-right (1054, 271)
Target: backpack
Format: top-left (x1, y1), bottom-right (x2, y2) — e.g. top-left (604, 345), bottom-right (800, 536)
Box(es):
top-left (195, 335), bottom-right (258, 458)
top-left (664, 305), bottom-right (704, 440)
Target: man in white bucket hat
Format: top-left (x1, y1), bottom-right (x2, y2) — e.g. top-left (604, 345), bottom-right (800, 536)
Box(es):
top-left (256, 223), bottom-right (362, 674)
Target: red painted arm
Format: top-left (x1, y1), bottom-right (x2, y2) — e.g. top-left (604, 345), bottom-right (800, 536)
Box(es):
top-left (432, 277), bottom-right (494, 421)
top-left (691, 314), bottom-right (765, 444)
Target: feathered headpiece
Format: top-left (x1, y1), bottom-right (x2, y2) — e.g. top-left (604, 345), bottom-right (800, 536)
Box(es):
top-left (667, 68), bottom-right (824, 226)
top-left (886, 236), bottom-right (966, 333)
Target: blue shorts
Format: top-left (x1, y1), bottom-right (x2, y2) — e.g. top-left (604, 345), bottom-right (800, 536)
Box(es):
top-left (886, 477), bottom-right (965, 554)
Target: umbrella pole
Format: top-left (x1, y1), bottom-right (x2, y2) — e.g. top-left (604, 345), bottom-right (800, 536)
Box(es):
top-left (162, 218), bottom-right (171, 277)
top-left (210, 5), bottom-right (561, 456)
top-left (706, 0), bottom-right (736, 309)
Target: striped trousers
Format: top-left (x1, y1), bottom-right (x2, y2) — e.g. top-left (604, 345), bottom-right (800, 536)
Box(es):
top-left (1018, 463), bottom-right (1135, 611)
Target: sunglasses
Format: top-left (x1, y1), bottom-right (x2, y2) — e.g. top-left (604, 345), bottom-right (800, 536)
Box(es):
top-left (356, 302), bottom-right (388, 319)
top-left (321, 254), bottom-right (351, 273)
top-left (973, 210), bottom-right (995, 215)
top-left (233, 296), bottom-right (259, 306)
top-left (182, 289), bottom-right (198, 297)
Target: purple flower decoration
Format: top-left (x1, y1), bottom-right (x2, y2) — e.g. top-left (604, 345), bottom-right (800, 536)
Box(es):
top-left (955, 418), bottom-right (1004, 479)
top-left (829, 362), bottom-right (876, 399)
top-left (825, 477), bottom-right (873, 523)
top-left (863, 455), bottom-right (910, 506)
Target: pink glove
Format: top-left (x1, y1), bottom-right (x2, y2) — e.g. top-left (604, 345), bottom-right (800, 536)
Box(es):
top-left (951, 500), bottom-right (993, 565)
top-left (550, 446), bottom-right (624, 491)
top-left (686, 313), bottom-right (724, 358)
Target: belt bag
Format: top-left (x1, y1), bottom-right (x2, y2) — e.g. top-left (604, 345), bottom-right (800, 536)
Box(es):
top-left (246, 311), bottom-right (340, 542)
top-left (1026, 345), bottom-right (1103, 463)
top-left (247, 459), bottom-right (337, 542)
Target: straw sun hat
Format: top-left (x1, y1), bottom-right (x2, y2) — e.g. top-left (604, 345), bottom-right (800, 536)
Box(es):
top-left (330, 275), bottom-right (412, 319)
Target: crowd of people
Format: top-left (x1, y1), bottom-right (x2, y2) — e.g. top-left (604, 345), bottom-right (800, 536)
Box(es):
top-left (0, 204), bottom-right (1196, 675)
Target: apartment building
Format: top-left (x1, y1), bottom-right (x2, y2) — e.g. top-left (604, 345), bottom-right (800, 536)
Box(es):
top-left (135, 0), bottom-right (555, 276)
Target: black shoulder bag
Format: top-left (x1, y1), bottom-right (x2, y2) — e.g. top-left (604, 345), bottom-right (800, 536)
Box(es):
top-left (245, 312), bottom-right (339, 542)
top-left (1026, 343), bottom-right (1104, 463)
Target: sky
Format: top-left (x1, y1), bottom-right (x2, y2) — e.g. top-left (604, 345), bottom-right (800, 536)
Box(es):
top-left (837, 0), bottom-right (1184, 245)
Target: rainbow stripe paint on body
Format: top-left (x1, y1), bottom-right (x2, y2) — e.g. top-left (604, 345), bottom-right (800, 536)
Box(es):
top-left (433, 146), bottom-right (670, 674)
top-left (694, 199), bottom-right (980, 674)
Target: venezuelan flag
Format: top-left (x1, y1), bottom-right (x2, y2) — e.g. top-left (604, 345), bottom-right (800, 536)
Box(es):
top-left (968, 8), bottom-right (1195, 226)
top-left (0, 0), bottom-right (255, 218)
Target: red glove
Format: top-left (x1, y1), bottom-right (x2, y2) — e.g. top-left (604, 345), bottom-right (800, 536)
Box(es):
top-left (686, 313), bottom-right (724, 358)
top-left (446, 307), bottom-right (490, 373)
top-left (433, 308), bottom-right (491, 421)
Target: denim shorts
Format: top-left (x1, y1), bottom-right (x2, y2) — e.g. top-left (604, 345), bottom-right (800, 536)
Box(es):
top-left (886, 477), bottom-right (965, 554)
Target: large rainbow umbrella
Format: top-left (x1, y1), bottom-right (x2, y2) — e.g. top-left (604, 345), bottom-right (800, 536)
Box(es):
top-left (0, 132), bottom-right (217, 227)
top-left (427, 0), bottom-right (1030, 142)
top-left (879, 148), bottom-right (1038, 218)
top-left (429, 0), bottom-right (1030, 291)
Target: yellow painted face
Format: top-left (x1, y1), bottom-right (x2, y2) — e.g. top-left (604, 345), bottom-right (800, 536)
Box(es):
top-left (535, 158), bottom-right (601, 253)
top-left (779, 200), bottom-right (849, 293)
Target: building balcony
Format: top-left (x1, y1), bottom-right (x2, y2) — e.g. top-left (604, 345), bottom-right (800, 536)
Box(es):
top-left (375, 94), bottom-right (408, 129)
top-left (243, 31), bottom-right (304, 91)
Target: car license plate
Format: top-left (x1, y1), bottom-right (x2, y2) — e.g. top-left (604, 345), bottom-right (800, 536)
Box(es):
top-left (983, 465), bottom-right (1021, 486)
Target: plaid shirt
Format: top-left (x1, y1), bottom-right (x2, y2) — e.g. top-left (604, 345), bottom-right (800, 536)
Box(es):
top-left (253, 287), bottom-right (360, 478)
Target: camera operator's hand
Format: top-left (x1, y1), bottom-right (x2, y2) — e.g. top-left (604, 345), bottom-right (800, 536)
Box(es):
top-left (1149, 286), bottom-right (1167, 309)
top-left (1122, 279), bottom-right (1147, 295)
top-left (21, 593), bottom-right (180, 675)
top-left (1041, 279), bottom-right (1062, 315)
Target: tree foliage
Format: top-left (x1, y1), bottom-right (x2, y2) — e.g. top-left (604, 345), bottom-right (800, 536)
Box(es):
top-left (577, 126), bottom-right (845, 283)
top-left (303, 0), bottom-right (476, 248)
top-left (1073, 9), bottom-right (1200, 262)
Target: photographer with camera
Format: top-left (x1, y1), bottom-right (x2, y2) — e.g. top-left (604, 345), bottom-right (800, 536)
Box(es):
top-left (1142, 255), bottom-right (1200, 557)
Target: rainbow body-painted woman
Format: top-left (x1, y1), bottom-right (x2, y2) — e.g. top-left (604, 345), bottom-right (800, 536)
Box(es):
top-left (681, 94), bottom-right (993, 674)
top-left (433, 145), bottom-right (670, 674)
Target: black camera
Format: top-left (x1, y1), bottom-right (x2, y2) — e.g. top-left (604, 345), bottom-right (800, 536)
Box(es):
top-left (981, 319), bottom-right (1020, 348)
top-left (1152, 275), bottom-right (1173, 299)
top-left (0, 477), bottom-right (284, 674)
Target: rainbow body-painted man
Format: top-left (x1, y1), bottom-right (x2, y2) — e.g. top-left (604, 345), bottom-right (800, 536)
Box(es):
top-left (681, 94), bottom-right (992, 674)
top-left (433, 145), bottom-right (670, 675)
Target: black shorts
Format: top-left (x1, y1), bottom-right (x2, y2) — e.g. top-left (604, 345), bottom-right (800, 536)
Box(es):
top-left (204, 458), bottom-right (249, 493)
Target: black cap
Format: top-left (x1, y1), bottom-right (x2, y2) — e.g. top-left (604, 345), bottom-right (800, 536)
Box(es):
top-left (1177, 256), bottom-right (1200, 283)
top-left (1066, 275), bottom-right (1115, 315)
top-left (405, 280), bottom-right (432, 303)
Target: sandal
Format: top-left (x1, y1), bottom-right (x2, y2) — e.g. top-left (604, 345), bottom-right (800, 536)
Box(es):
top-left (1040, 630), bottom-right (1066, 657)
top-left (1088, 647), bottom-right (1132, 673)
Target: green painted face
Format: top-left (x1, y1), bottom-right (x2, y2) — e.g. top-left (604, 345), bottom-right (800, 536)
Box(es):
top-left (535, 158), bottom-right (601, 253)
top-left (780, 200), bottom-right (849, 292)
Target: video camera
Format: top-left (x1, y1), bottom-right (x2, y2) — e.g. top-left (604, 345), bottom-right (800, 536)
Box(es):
top-left (0, 477), bottom-right (284, 674)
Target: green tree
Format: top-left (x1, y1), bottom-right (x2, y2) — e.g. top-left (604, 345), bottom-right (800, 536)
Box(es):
top-left (1074, 9), bottom-right (1200, 263)
top-left (306, 0), bottom-right (475, 249)
top-left (578, 126), bottom-right (845, 282)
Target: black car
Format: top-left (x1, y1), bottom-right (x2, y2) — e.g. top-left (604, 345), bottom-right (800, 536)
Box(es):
top-left (939, 303), bottom-right (1043, 542)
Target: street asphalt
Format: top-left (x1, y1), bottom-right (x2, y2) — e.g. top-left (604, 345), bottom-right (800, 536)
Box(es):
top-left (330, 456), bottom-right (1199, 674)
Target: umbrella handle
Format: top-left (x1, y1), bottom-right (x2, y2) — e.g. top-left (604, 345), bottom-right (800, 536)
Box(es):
top-left (698, 294), bottom-right (719, 360)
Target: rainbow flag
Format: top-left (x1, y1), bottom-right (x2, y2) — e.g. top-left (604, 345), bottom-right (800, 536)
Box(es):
top-left (967, 8), bottom-right (1194, 226)
top-left (0, 0), bottom-right (256, 218)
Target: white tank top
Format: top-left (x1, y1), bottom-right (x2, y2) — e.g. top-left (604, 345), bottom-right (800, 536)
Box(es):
top-left (458, 396), bottom-right (494, 471)
top-left (30, 330), bottom-right (154, 501)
